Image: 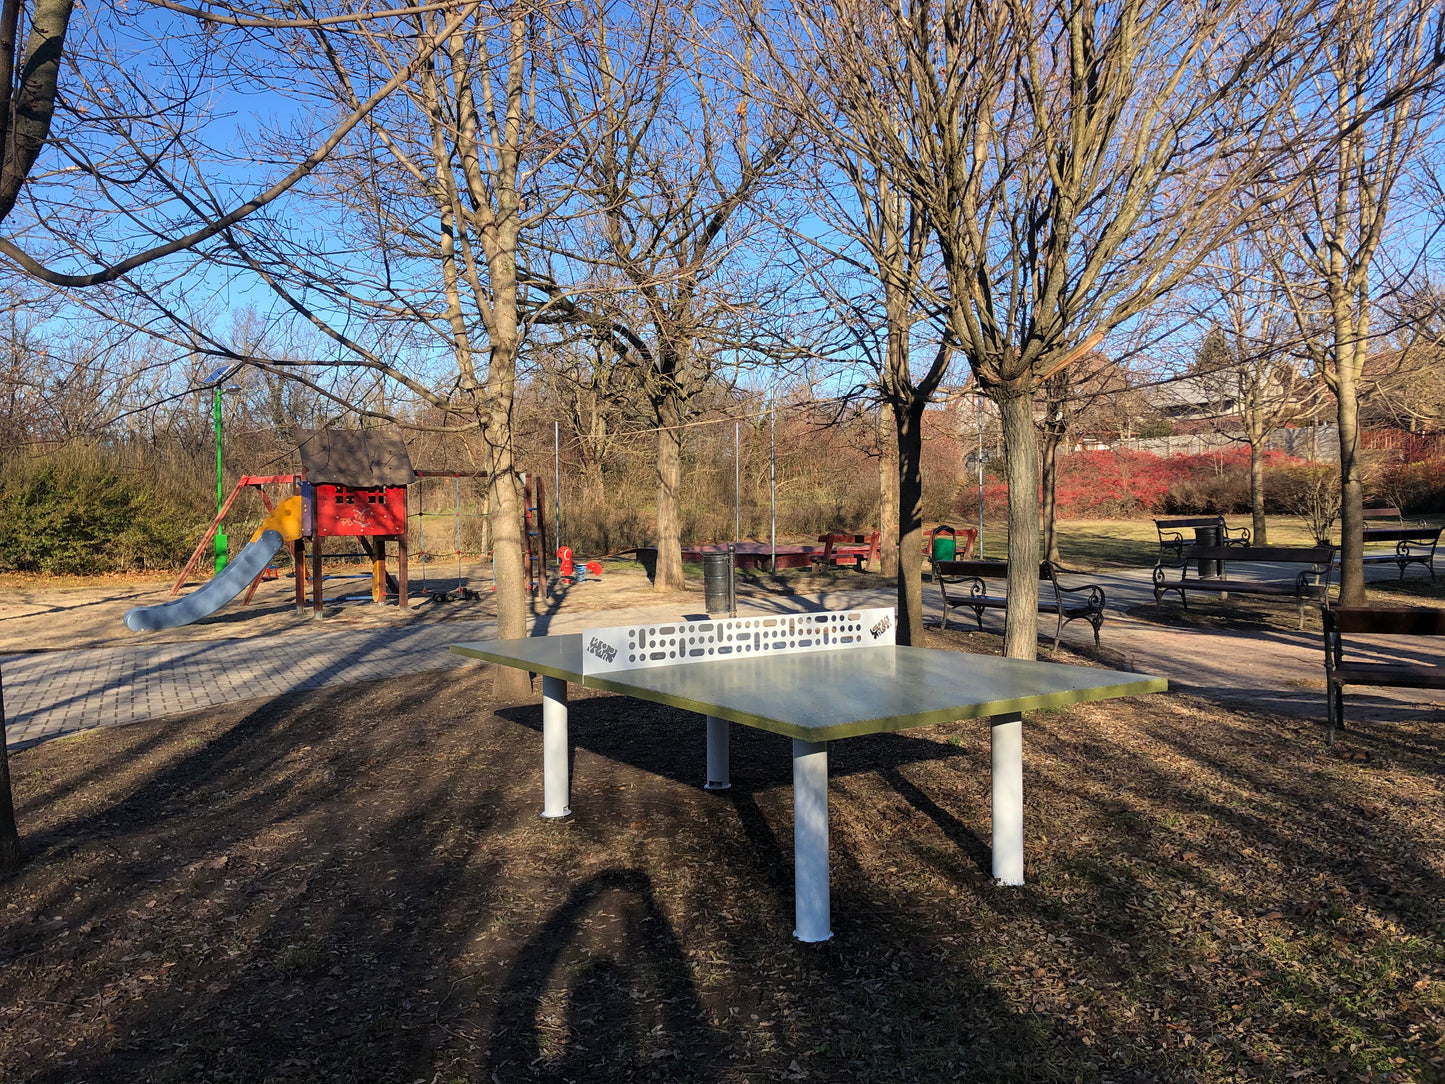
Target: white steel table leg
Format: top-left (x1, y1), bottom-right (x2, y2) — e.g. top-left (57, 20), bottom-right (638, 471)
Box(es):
top-left (704, 714), bottom-right (730, 790)
top-left (990, 711), bottom-right (1024, 885)
top-left (541, 675), bottom-right (571, 819)
top-left (792, 738), bottom-right (832, 942)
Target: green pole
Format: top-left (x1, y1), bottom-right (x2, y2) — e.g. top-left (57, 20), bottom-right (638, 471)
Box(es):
top-left (214, 385), bottom-right (228, 575)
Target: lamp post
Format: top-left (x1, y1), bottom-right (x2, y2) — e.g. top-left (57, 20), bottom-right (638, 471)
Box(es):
top-left (201, 367), bottom-right (243, 575)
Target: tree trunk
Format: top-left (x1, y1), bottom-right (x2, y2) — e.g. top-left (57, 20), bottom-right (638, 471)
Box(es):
top-left (480, 324), bottom-right (530, 699)
top-left (0, 669), bottom-right (20, 875)
top-left (1249, 436), bottom-right (1267, 545)
top-left (878, 408), bottom-right (899, 577)
top-left (1335, 358), bottom-right (1365, 606)
top-left (1040, 427), bottom-right (1062, 566)
top-left (653, 394), bottom-right (686, 591)
top-left (999, 393), bottom-right (1042, 660)
top-left (894, 400), bottom-right (927, 645)
top-left (490, 466), bottom-right (531, 699)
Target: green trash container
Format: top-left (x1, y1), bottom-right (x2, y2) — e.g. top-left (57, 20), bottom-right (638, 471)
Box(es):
top-left (931, 526), bottom-right (957, 561)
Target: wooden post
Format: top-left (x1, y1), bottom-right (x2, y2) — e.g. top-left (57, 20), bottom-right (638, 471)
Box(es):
top-left (396, 533), bottom-right (409, 610)
top-left (311, 536), bottom-right (324, 616)
top-left (535, 473), bottom-right (548, 597)
top-left (370, 537), bottom-right (385, 604)
top-left (293, 539), bottom-right (306, 612)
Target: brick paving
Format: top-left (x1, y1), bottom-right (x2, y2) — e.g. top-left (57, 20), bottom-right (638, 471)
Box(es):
top-left (6, 570), bottom-right (1440, 752)
top-left (0, 592), bottom-right (889, 751)
top-left (2, 620), bottom-right (502, 749)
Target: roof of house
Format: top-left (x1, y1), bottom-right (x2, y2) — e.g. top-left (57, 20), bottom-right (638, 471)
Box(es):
top-left (293, 427), bottom-right (416, 487)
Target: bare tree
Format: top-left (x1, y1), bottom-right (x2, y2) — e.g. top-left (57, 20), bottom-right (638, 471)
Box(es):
top-left (1037, 355), bottom-right (1129, 564)
top-left (1370, 281), bottom-right (1445, 432)
top-left (770, 0), bottom-right (1316, 658)
top-left (1265, 0), bottom-right (1443, 605)
top-left (755, 19), bottom-right (955, 643)
top-left (534, 0), bottom-right (795, 592)
top-left (168, 0), bottom-right (594, 697)
top-left (1191, 241), bottom-right (1323, 543)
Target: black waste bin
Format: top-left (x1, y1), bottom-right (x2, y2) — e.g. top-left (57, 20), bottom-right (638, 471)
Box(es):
top-left (703, 551), bottom-right (733, 614)
top-left (1195, 525), bottom-right (1223, 577)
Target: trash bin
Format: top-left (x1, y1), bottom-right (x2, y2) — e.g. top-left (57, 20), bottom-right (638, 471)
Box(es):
top-left (1195, 525), bottom-right (1222, 578)
top-left (931, 526), bottom-right (957, 562)
top-left (703, 551), bottom-right (733, 614)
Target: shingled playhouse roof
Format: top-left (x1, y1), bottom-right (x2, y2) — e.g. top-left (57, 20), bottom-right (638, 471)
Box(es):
top-left (293, 427), bottom-right (417, 488)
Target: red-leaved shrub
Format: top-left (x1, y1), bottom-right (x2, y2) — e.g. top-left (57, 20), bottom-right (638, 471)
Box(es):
top-left (954, 448), bottom-right (1307, 519)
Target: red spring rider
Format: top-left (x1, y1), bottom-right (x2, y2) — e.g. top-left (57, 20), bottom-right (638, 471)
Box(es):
top-left (557, 546), bottom-right (575, 581)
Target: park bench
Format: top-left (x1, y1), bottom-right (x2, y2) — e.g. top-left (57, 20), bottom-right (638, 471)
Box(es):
top-left (1323, 606), bottom-right (1445, 745)
top-left (1152, 545), bottom-right (1334, 629)
top-left (933, 558), bottom-right (1106, 654)
top-left (815, 532), bottom-right (881, 571)
top-left (1363, 505), bottom-right (1405, 526)
top-left (1154, 515), bottom-right (1250, 568)
top-left (1361, 523), bottom-right (1441, 581)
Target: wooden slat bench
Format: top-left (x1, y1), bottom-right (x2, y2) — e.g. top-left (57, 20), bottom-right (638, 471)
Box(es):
top-left (1155, 515), bottom-right (1250, 568)
top-left (1152, 545), bottom-right (1334, 629)
top-left (933, 559), bottom-right (1106, 654)
top-left (816, 532), bottom-right (881, 571)
top-left (1362, 505), bottom-right (1405, 526)
top-left (1324, 606), bottom-right (1445, 745)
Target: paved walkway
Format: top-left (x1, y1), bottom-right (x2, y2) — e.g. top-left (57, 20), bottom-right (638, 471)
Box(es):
top-left (2, 621), bottom-right (501, 748)
top-left (0, 593), bottom-right (897, 750)
top-left (5, 570), bottom-right (1441, 750)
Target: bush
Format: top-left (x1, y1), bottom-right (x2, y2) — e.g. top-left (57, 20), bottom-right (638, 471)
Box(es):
top-left (953, 448), bottom-right (1301, 520)
top-left (0, 449), bottom-right (207, 574)
top-left (1265, 463), bottom-right (1340, 544)
top-left (1371, 457), bottom-right (1445, 515)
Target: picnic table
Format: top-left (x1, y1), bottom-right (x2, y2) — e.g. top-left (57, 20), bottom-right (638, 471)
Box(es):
top-left (633, 533), bottom-right (884, 574)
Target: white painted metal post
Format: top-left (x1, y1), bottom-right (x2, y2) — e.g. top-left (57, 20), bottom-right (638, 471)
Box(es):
top-left (704, 715), bottom-right (730, 790)
top-left (769, 408), bottom-right (777, 574)
top-left (990, 712), bottom-right (1024, 884)
top-left (734, 420), bottom-right (740, 544)
top-left (792, 738), bottom-right (832, 942)
top-left (541, 675), bottom-right (571, 819)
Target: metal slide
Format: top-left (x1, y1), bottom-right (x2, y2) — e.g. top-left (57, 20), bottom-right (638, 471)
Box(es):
top-left (124, 529), bottom-right (286, 632)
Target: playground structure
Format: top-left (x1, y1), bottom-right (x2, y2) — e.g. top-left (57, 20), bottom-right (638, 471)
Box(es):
top-left (290, 427), bottom-right (416, 616)
top-left (137, 429), bottom-right (420, 627)
top-left (134, 429), bottom-right (579, 631)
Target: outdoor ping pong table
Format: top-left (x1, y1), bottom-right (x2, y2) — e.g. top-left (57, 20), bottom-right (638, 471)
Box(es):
top-left (451, 608), bottom-right (1165, 942)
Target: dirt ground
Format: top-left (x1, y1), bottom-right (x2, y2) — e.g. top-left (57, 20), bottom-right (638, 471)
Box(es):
top-left (3, 615), bottom-right (1444, 1081)
top-left (4, 563), bottom-right (1444, 1081)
